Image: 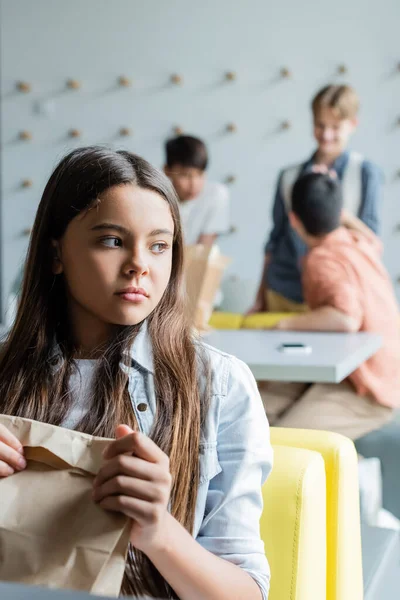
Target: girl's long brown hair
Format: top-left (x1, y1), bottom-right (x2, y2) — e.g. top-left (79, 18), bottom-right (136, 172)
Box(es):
top-left (0, 147), bottom-right (208, 598)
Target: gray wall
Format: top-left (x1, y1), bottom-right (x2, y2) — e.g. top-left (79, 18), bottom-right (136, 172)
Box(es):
top-left (1, 0), bottom-right (399, 316)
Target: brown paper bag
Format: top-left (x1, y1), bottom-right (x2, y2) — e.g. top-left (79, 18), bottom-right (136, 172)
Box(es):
top-left (184, 245), bottom-right (231, 332)
top-left (0, 415), bottom-right (131, 596)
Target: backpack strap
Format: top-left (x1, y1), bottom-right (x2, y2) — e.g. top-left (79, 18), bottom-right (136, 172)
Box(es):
top-left (280, 164), bottom-right (303, 212)
top-left (342, 152), bottom-right (363, 215)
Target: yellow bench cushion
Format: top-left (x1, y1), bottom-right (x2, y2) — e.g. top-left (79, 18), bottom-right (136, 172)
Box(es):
top-left (208, 312), bottom-right (244, 329)
top-left (208, 311), bottom-right (297, 330)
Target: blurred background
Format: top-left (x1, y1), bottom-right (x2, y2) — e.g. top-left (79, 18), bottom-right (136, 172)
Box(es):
top-left (0, 0), bottom-right (399, 320)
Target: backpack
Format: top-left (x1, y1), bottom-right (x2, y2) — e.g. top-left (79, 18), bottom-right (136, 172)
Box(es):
top-left (280, 152), bottom-right (363, 215)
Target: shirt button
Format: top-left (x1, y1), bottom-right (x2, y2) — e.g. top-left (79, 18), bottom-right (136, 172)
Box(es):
top-left (137, 403), bottom-right (148, 412)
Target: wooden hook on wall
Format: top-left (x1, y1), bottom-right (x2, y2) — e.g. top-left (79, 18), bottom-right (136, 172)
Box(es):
top-left (19, 131), bottom-right (32, 141)
top-left (173, 126), bottom-right (184, 136)
top-left (337, 64), bottom-right (348, 75)
top-left (281, 120), bottom-right (291, 131)
top-left (21, 179), bottom-right (33, 188)
top-left (225, 71), bottom-right (237, 81)
top-left (225, 175), bottom-right (237, 184)
top-left (226, 123), bottom-right (237, 133)
top-left (280, 67), bottom-right (291, 78)
top-left (16, 81), bottom-right (31, 93)
top-left (68, 128), bottom-right (82, 138)
top-left (170, 74), bottom-right (183, 85)
top-left (66, 79), bottom-right (81, 90)
top-left (118, 76), bottom-right (132, 87)
top-left (120, 127), bottom-right (132, 136)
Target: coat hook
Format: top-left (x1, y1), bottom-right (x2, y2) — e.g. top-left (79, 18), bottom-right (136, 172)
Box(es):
top-left (281, 120), bottom-right (291, 131)
top-left (21, 179), bottom-right (33, 188)
top-left (225, 175), bottom-right (237, 184)
top-left (173, 126), bottom-right (184, 136)
top-left (226, 123), bottom-right (237, 133)
top-left (68, 128), bottom-right (82, 138)
top-left (118, 76), bottom-right (132, 87)
top-left (225, 71), bottom-right (237, 81)
top-left (280, 67), bottom-right (291, 78)
top-left (337, 64), bottom-right (348, 75)
top-left (66, 79), bottom-right (81, 90)
top-left (170, 74), bottom-right (183, 85)
top-left (19, 130), bottom-right (32, 141)
top-left (16, 81), bottom-right (31, 93)
top-left (120, 127), bottom-right (132, 137)
top-left (22, 227), bottom-right (32, 236)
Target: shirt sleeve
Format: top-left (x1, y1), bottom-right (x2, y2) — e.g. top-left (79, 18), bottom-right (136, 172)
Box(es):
top-left (303, 254), bottom-right (363, 320)
top-left (359, 161), bottom-right (384, 235)
top-left (201, 184), bottom-right (230, 236)
top-left (196, 355), bottom-right (273, 599)
top-left (264, 172), bottom-right (288, 255)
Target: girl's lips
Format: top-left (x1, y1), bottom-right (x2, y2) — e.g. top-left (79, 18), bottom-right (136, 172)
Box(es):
top-left (117, 292), bottom-right (147, 304)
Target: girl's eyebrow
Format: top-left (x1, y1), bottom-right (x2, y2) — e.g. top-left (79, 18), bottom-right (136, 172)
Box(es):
top-left (148, 228), bottom-right (174, 237)
top-left (90, 223), bottom-right (173, 237)
top-left (91, 223), bottom-right (130, 235)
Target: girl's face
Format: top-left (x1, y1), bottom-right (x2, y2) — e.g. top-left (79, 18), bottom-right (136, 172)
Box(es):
top-left (53, 184), bottom-right (174, 350)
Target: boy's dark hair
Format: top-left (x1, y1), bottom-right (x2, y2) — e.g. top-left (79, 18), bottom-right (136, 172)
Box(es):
top-left (165, 135), bottom-right (208, 170)
top-left (291, 172), bottom-right (343, 236)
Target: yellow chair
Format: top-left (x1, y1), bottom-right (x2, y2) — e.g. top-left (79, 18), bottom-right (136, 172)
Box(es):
top-left (262, 428), bottom-right (363, 600)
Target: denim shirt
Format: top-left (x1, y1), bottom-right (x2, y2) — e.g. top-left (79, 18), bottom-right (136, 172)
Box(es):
top-left (265, 151), bottom-right (383, 303)
top-left (63, 325), bottom-right (273, 599)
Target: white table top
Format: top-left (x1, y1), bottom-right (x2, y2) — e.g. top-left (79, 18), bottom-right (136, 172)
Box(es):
top-left (204, 329), bottom-right (382, 383)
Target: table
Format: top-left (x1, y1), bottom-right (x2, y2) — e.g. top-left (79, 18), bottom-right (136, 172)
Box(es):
top-left (204, 330), bottom-right (382, 383)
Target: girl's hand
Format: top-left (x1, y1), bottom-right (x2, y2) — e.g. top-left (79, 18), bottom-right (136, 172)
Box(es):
top-left (92, 425), bottom-right (172, 555)
top-left (0, 423), bottom-right (27, 476)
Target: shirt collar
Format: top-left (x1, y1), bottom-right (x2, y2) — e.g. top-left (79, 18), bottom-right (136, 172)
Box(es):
top-left (312, 226), bottom-right (352, 248)
top-left (303, 150), bottom-right (349, 175)
top-left (50, 320), bottom-right (155, 374)
top-left (126, 320), bottom-right (154, 374)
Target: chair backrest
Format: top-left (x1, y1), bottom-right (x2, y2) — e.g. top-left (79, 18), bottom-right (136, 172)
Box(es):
top-left (261, 444), bottom-right (326, 600)
top-left (269, 428), bottom-right (363, 600)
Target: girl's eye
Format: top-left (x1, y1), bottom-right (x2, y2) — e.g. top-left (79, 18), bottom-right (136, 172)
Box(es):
top-left (101, 237), bottom-right (122, 248)
top-left (151, 242), bottom-right (168, 254)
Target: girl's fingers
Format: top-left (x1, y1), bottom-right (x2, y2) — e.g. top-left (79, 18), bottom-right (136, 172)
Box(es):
top-left (0, 441), bottom-right (27, 472)
top-left (99, 494), bottom-right (158, 523)
top-left (93, 474), bottom-right (167, 504)
top-left (94, 453), bottom-right (163, 488)
top-left (0, 425), bottom-right (24, 453)
top-left (0, 460), bottom-right (14, 477)
top-left (104, 429), bottom-right (168, 467)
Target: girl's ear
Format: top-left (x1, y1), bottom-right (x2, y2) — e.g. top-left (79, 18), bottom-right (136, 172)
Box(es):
top-left (51, 240), bottom-right (63, 275)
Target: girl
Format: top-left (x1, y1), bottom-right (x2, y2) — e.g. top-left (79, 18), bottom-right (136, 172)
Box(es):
top-left (0, 147), bottom-right (272, 599)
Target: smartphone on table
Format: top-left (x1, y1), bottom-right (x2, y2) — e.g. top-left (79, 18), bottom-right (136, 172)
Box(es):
top-left (277, 343), bottom-right (312, 355)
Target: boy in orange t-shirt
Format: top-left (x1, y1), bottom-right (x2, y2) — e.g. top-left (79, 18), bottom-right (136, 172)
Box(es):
top-left (260, 171), bottom-right (399, 440)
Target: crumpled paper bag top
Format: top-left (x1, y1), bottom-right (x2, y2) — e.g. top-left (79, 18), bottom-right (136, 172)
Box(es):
top-left (0, 415), bottom-right (131, 596)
